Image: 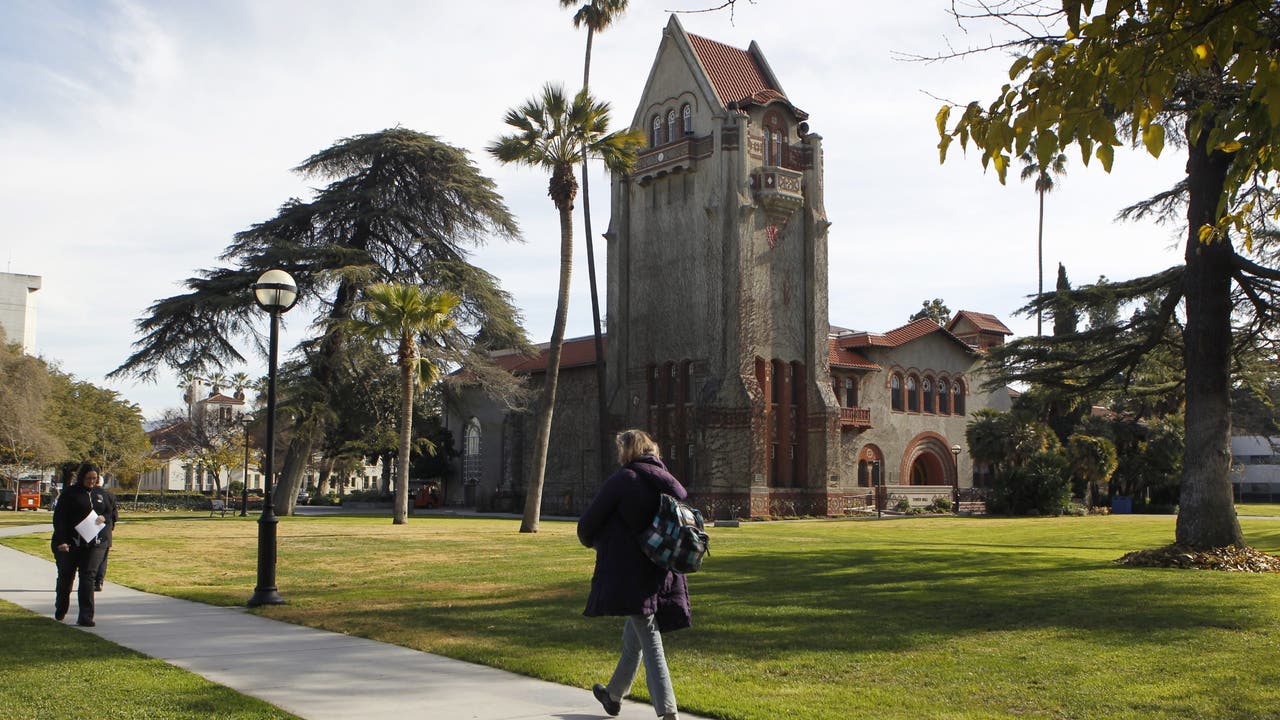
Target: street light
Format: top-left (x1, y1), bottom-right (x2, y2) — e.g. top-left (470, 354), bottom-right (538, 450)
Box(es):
top-left (871, 459), bottom-right (881, 519)
top-left (950, 444), bottom-right (962, 515)
top-left (240, 416), bottom-right (252, 518)
top-left (247, 269), bottom-right (298, 607)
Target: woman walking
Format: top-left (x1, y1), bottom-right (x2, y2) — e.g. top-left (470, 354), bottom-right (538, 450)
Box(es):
top-left (51, 462), bottom-right (109, 626)
top-left (578, 430), bottom-right (689, 720)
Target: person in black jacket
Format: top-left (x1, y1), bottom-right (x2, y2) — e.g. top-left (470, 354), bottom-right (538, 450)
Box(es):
top-left (91, 479), bottom-right (118, 591)
top-left (578, 430), bottom-right (689, 720)
top-left (51, 462), bottom-right (109, 626)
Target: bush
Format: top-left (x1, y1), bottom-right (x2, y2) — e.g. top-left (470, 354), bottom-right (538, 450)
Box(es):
top-left (988, 451), bottom-right (1072, 516)
top-left (345, 489), bottom-right (392, 503)
top-left (928, 497), bottom-right (952, 513)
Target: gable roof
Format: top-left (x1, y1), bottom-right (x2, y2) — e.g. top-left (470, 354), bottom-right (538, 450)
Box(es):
top-left (836, 317), bottom-right (974, 353)
top-left (687, 33), bottom-right (774, 106)
top-left (197, 392), bottom-right (244, 406)
top-left (947, 310), bottom-right (1013, 336)
top-left (491, 335), bottom-right (602, 375)
top-left (633, 15), bottom-right (806, 126)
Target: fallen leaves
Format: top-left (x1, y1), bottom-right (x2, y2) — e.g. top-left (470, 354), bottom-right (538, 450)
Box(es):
top-left (1116, 544), bottom-right (1280, 573)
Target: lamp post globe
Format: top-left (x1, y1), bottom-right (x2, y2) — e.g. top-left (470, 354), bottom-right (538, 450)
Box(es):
top-left (247, 268), bottom-right (297, 608)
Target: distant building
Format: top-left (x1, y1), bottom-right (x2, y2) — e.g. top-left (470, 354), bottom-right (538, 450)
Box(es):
top-left (0, 271), bottom-right (41, 355)
top-left (1230, 435), bottom-right (1280, 502)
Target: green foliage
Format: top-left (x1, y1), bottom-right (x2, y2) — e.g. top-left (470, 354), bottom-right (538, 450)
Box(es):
top-left (1068, 433), bottom-right (1119, 507)
top-left (909, 298), bottom-right (950, 325)
top-left (0, 332), bottom-right (64, 475)
top-left (989, 450), bottom-right (1073, 516)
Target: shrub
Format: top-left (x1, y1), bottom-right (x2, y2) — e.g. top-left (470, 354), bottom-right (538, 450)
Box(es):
top-left (928, 497), bottom-right (952, 513)
top-left (988, 451), bottom-right (1072, 516)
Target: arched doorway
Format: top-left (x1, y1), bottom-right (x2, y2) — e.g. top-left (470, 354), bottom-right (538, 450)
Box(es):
top-left (909, 452), bottom-right (945, 485)
top-left (900, 432), bottom-right (956, 486)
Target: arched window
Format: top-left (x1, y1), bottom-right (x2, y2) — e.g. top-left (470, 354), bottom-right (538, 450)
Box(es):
top-left (667, 109), bottom-right (678, 144)
top-left (651, 115), bottom-right (662, 147)
top-left (890, 374), bottom-right (903, 411)
top-left (463, 418), bottom-right (482, 484)
top-left (938, 380), bottom-right (950, 415)
top-left (953, 381), bottom-right (966, 416)
top-left (763, 112), bottom-right (785, 166)
top-left (922, 377), bottom-right (934, 413)
top-left (907, 375), bottom-right (920, 412)
top-left (681, 103), bottom-right (692, 135)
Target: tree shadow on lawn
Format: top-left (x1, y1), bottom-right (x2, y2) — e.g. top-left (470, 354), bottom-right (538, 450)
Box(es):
top-left (311, 543), bottom-right (1275, 666)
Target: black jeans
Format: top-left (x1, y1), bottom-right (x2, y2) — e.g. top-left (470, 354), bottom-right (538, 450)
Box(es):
top-left (54, 543), bottom-right (106, 622)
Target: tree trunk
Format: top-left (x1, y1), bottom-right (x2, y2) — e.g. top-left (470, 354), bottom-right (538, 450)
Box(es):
top-left (394, 350), bottom-right (415, 525)
top-left (1037, 188), bottom-right (1045, 336)
top-left (579, 27), bottom-right (612, 479)
top-left (1175, 132), bottom-right (1244, 550)
top-left (521, 201), bottom-right (575, 533)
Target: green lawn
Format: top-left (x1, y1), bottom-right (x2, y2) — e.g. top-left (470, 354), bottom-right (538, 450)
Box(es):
top-left (0, 513), bottom-right (49, 527)
top-left (6, 513), bottom-right (1280, 720)
top-left (0, 600), bottom-right (299, 720)
top-left (1238, 502), bottom-right (1280, 517)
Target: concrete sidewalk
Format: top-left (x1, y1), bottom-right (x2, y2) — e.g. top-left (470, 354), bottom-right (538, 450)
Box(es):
top-left (0, 524), bottom-right (711, 720)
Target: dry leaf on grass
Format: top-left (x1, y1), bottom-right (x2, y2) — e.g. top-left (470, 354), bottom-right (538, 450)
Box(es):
top-left (1116, 544), bottom-right (1280, 573)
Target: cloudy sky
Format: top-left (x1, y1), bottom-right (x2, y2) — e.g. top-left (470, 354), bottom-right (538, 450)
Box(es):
top-left (2, 0), bottom-right (1187, 420)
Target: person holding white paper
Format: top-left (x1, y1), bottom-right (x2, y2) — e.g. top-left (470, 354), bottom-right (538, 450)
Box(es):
top-left (51, 462), bottom-right (108, 627)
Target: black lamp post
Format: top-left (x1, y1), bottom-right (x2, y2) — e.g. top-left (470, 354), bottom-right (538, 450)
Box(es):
top-left (871, 459), bottom-right (881, 519)
top-left (950, 444), bottom-right (962, 514)
top-left (247, 269), bottom-right (298, 607)
top-left (240, 417), bottom-right (252, 518)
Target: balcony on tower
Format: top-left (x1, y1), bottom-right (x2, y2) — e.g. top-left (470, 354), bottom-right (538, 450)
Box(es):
top-left (750, 165), bottom-right (804, 216)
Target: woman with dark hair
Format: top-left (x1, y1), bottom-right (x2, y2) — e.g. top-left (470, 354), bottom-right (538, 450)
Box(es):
top-left (578, 429), bottom-right (690, 720)
top-left (51, 462), bottom-right (108, 626)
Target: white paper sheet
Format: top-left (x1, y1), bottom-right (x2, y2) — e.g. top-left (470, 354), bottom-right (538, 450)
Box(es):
top-left (75, 510), bottom-right (102, 543)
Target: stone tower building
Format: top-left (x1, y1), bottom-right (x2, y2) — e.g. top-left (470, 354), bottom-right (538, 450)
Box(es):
top-left (605, 16), bottom-right (845, 517)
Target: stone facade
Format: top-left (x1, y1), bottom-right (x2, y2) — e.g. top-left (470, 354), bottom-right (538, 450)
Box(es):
top-left (444, 17), bottom-right (1014, 518)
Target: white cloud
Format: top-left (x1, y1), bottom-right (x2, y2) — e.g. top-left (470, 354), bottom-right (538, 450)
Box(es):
top-left (0, 0), bottom-right (1190, 419)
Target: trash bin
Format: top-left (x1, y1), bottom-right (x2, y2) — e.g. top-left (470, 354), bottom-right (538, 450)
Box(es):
top-left (1111, 495), bottom-right (1132, 514)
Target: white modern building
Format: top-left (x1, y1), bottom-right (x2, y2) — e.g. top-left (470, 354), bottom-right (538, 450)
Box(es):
top-left (1230, 435), bottom-right (1280, 502)
top-left (0, 271), bottom-right (41, 355)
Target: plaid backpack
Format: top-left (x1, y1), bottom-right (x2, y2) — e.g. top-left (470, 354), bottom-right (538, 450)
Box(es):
top-left (638, 493), bottom-right (710, 574)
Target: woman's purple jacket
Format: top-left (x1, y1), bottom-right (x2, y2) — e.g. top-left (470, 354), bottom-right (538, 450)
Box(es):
top-left (577, 455), bottom-right (692, 633)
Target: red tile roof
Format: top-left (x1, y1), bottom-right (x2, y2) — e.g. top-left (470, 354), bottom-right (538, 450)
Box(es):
top-left (687, 33), bottom-right (777, 109)
top-left (834, 318), bottom-right (976, 354)
top-left (828, 341), bottom-right (880, 370)
top-left (491, 335), bottom-right (602, 375)
top-left (198, 392), bottom-right (244, 405)
top-left (948, 310), bottom-right (1013, 336)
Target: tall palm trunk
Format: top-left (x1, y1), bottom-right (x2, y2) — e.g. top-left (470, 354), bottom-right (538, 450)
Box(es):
top-left (522, 182), bottom-right (576, 533)
top-left (1175, 127), bottom-right (1244, 550)
top-left (1036, 188), bottom-right (1045, 336)
top-left (394, 339), bottom-right (416, 525)
top-left (580, 26), bottom-right (611, 479)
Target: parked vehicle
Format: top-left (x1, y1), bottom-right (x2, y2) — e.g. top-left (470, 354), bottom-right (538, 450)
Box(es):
top-left (413, 482), bottom-right (440, 509)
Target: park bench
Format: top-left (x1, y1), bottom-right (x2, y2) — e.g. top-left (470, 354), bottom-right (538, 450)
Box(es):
top-left (210, 498), bottom-right (230, 517)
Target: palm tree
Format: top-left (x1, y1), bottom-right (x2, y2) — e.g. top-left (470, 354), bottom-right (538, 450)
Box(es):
top-left (489, 84), bottom-right (644, 532)
top-left (205, 371), bottom-right (229, 395)
top-left (561, 0), bottom-right (630, 478)
top-left (347, 283), bottom-right (459, 525)
top-left (1019, 142), bottom-right (1067, 336)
